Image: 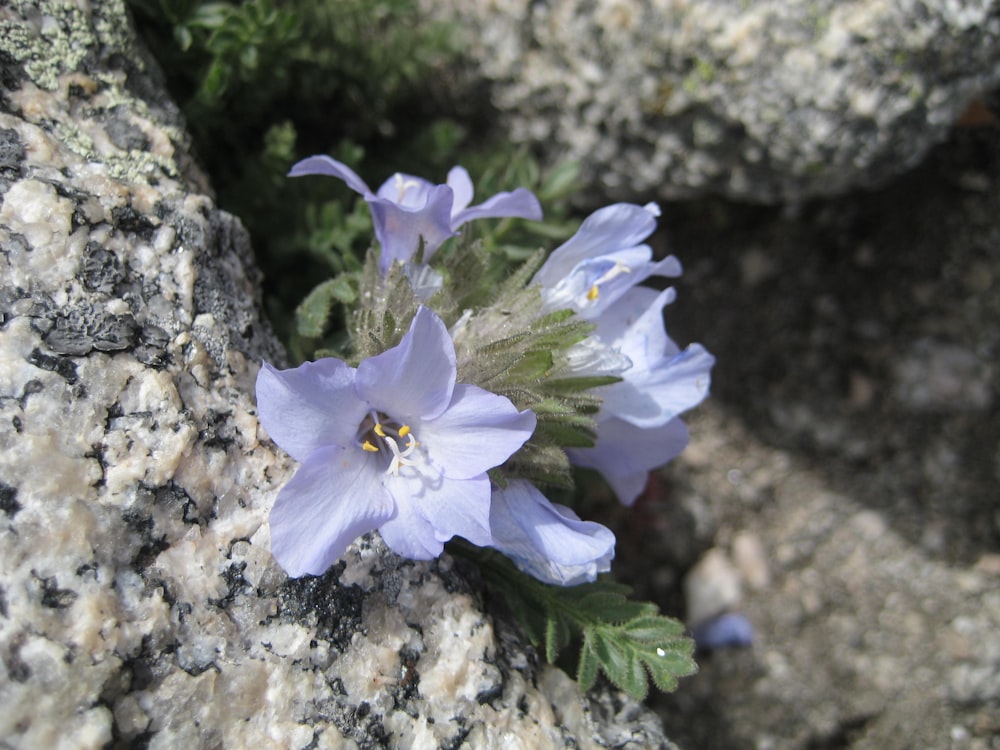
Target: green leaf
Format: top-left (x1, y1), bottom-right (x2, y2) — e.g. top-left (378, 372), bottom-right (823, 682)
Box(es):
top-left (623, 615), bottom-right (686, 641)
top-left (189, 2), bottom-right (233, 29)
top-left (590, 630), bottom-right (630, 688)
top-left (576, 592), bottom-right (653, 623)
top-left (456, 546), bottom-right (698, 700)
top-left (545, 615), bottom-right (570, 664)
top-left (576, 639), bottom-right (599, 691)
top-left (294, 276), bottom-right (354, 339)
top-left (625, 649), bottom-right (651, 700)
top-left (542, 375), bottom-right (622, 393)
top-left (174, 24), bottom-right (193, 50)
top-left (200, 57), bottom-right (230, 99)
top-left (538, 161), bottom-right (581, 202)
top-left (239, 43), bottom-right (259, 71)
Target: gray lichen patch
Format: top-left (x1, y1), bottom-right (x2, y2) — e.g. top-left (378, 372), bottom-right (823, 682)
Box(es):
top-left (0, 0), bottom-right (206, 192)
top-left (0, 1), bottom-right (97, 92)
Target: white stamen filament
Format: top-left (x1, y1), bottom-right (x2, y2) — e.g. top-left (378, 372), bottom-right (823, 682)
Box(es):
top-left (394, 174), bottom-right (421, 203)
top-left (384, 432), bottom-right (418, 476)
top-left (360, 414), bottom-right (420, 476)
top-left (585, 261), bottom-right (632, 303)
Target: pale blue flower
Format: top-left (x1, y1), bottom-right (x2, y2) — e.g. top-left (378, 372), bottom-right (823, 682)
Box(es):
top-left (587, 287), bottom-right (715, 430)
top-left (568, 286), bottom-right (714, 505)
top-left (489, 479), bottom-right (615, 586)
top-left (256, 306), bottom-right (537, 576)
top-left (692, 613), bottom-right (754, 650)
top-left (531, 200), bottom-right (715, 505)
top-left (533, 202), bottom-right (681, 320)
top-left (289, 156), bottom-right (543, 273)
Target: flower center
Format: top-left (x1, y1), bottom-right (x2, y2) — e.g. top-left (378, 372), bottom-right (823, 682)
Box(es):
top-left (393, 174), bottom-right (423, 204)
top-left (584, 260), bottom-right (632, 303)
top-left (357, 411), bottom-right (420, 476)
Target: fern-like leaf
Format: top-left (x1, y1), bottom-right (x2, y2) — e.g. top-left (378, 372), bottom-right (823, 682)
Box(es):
top-left (461, 545), bottom-right (698, 701)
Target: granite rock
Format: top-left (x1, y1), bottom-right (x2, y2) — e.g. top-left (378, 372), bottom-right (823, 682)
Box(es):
top-left (0, 2), bottom-right (677, 748)
top-left (422, 0), bottom-right (1000, 203)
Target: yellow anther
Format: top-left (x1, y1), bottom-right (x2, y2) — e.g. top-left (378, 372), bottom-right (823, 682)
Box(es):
top-left (398, 425), bottom-right (411, 438)
top-left (374, 423), bottom-right (386, 437)
top-left (586, 284), bottom-right (600, 302)
top-left (362, 440), bottom-right (379, 452)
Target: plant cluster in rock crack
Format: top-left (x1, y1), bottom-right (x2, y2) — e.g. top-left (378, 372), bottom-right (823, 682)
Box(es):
top-left (255, 156), bottom-right (715, 699)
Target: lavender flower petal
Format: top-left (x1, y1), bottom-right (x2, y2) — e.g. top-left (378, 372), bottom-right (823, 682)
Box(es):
top-left (446, 166), bottom-right (475, 213)
top-left (452, 187), bottom-right (543, 226)
top-left (291, 157), bottom-right (543, 274)
top-left (490, 479), bottom-right (615, 586)
top-left (269, 445), bottom-right (393, 576)
top-left (596, 287), bottom-right (715, 428)
top-left (420, 384), bottom-right (537, 479)
top-left (288, 155), bottom-right (372, 196)
top-left (533, 202), bottom-right (680, 318)
top-left (355, 306), bottom-right (457, 421)
top-left (569, 417), bottom-right (690, 505)
top-left (692, 613), bottom-right (755, 650)
top-left (369, 184), bottom-right (456, 272)
top-left (256, 359), bottom-right (369, 462)
top-left (533, 203), bottom-right (660, 289)
top-left (385, 472), bottom-right (494, 551)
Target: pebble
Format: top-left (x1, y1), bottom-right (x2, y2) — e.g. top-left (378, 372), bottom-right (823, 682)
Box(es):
top-left (684, 547), bottom-right (743, 627)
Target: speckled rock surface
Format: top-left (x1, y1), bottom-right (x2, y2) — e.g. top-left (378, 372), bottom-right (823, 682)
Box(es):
top-left (423, 0), bottom-right (1000, 203)
top-left (0, 2), bottom-right (678, 748)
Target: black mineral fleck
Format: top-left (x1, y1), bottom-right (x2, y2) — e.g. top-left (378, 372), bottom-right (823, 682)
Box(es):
top-left (80, 242), bottom-right (125, 293)
top-left (26, 348), bottom-right (78, 383)
top-left (0, 127), bottom-right (25, 174)
top-left (111, 205), bottom-right (156, 240)
top-left (0, 481), bottom-right (21, 517)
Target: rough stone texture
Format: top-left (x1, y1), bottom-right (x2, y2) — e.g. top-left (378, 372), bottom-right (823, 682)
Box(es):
top-left (599, 120), bottom-right (1000, 747)
top-left (0, 2), bottom-right (677, 748)
top-left (422, 0), bottom-right (1000, 203)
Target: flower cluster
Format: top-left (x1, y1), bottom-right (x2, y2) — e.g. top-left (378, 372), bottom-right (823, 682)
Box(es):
top-left (256, 158), bottom-right (714, 585)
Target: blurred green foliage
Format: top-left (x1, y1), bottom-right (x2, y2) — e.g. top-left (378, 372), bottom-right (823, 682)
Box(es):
top-left (128, 0), bottom-right (583, 351)
top-left (126, 0), bottom-right (451, 337)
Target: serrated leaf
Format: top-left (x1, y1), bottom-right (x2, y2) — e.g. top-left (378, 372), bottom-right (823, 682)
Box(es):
top-left (543, 375), bottom-right (623, 392)
top-left (295, 279), bottom-right (337, 338)
top-left (577, 637), bottom-right (600, 691)
top-left (624, 651), bottom-right (650, 700)
top-left (452, 544), bottom-right (697, 700)
top-left (589, 630), bottom-right (630, 688)
top-left (643, 644), bottom-right (697, 693)
top-left (576, 592), bottom-right (653, 623)
top-left (544, 614), bottom-right (571, 663)
top-left (622, 615), bottom-right (686, 641)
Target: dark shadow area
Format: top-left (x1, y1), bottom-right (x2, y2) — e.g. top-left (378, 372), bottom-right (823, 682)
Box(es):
top-left (659, 121), bottom-right (1000, 567)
